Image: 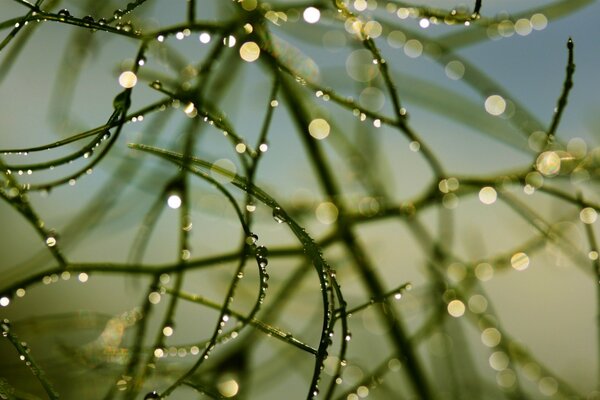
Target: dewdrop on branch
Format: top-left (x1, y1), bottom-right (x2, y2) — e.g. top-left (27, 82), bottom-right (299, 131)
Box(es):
top-left (118, 71), bottom-right (137, 88)
top-left (239, 42), bottom-right (260, 62)
top-left (303, 7), bottom-right (320, 24)
top-left (167, 193), bottom-right (182, 209)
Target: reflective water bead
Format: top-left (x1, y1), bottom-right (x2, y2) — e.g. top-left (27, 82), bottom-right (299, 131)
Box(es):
top-left (46, 235), bottom-right (57, 247)
top-left (272, 206), bottom-right (286, 223)
top-left (57, 9), bottom-right (70, 18)
top-left (246, 233), bottom-right (258, 245)
top-left (1, 319), bottom-right (10, 336)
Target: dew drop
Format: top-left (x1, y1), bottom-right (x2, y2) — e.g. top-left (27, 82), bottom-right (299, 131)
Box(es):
top-left (580, 207), bottom-right (597, 224)
top-left (57, 9), bottom-right (70, 18)
top-left (122, 22), bottom-right (133, 32)
top-left (0, 297), bottom-right (10, 307)
top-left (45, 236), bottom-right (57, 247)
top-left (510, 252), bottom-right (530, 271)
top-left (151, 80), bottom-right (162, 90)
top-left (148, 292), bottom-right (161, 304)
top-left (1, 319), bottom-right (10, 337)
top-left (246, 233), bottom-right (258, 245)
top-left (162, 325), bottom-right (174, 337)
top-left (272, 206), bottom-right (286, 223)
top-left (144, 391), bottom-right (160, 400)
top-left (118, 71), bottom-right (137, 88)
top-left (256, 245), bottom-right (268, 258)
top-left (82, 15), bottom-right (94, 25)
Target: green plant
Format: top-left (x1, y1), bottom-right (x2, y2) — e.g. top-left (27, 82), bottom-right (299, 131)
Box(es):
top-left (1, 0), bottom-right (599, 399)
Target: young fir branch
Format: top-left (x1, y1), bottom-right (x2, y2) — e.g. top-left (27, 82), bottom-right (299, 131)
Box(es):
top-left (1, 319), bottom-right (60, 400)
top-left (168, 287), bottom-right (318, 355)
top-left (264, 34), bottom-right (434, 395)
top-left (1, 1), bottom-right (598, 398)
top-left (128, 142), bottom-right (349, 399)
top-left (546, 37), bottom-right (575, 140)
top-left (580, 193), bottom-right (600, 389)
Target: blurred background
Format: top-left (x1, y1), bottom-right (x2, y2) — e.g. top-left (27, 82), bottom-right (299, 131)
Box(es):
top-left (1, 0), bottom-right (600, 399)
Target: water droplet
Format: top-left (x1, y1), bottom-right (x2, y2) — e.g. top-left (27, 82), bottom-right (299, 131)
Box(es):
top-left (511, 252), bottom-right (530, 271)
top-left (144, 391), bottom-right (160, 400)
top-left (256, 245), bottom-right (268, 258)
top-left (162, 325), bottom-right (174, 337)
top-left (536, 151), bottom-right (561, 176)
top-left (45, 236), bottom-right (57, 247)
top-left (113, 9), bottom-right (124, 19)
top-left (1, 319), bottom-right (10, 336)
top-left (58, 9), bottom-right (70, 18)
top-left (97, 18), bottom-right (107, 25)
top-left (580, 207), bottom-right (598, 224)
top-left (148, 292), bottom-right (161, 304)
top-left (246, 233), bottom-right (258, 245)
top-left (151, 80), bottom-right (162, 90)
top-left (122, 22), bottom-right (133, 32)
top-left (82, 15), bottom-right (94, 25)
top-left (272, 206), bottom-right (286, 223)
top-left (167, 193), bottom-right (182, 209)
top-left (0, 297), bottom-right (10, 307)
top-left (478, 186), bottom-right (497, 205)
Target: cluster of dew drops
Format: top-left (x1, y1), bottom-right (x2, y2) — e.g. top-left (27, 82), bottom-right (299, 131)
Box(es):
top-left (54, 3), bottom-right (142, 35)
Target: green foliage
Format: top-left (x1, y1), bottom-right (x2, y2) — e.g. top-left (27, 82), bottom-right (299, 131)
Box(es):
top-left (1, 0), bottom-right (599, 399)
